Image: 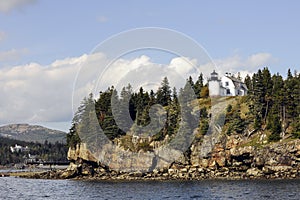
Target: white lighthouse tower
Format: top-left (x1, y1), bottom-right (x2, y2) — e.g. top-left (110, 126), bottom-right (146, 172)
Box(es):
top-left (208, 70), bottom-right (222, 96)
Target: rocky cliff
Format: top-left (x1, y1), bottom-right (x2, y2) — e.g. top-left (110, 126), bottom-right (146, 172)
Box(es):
top-left (24, 95), bottom-right (300, 180)
top-left (49, 132), bottom-right (300, 180)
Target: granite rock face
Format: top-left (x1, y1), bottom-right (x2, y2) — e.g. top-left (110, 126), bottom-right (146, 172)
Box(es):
top-left (61, 134), bottom-right (300, 180)
top-left (67, 143), bottom-right (98, 163)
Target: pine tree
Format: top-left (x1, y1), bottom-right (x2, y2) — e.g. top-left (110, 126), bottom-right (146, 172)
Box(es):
top-left (156, 77), bottom-right (172, 106)
top-left (285, 69), bottom-right (299, 121)
top-left (244, 74), bottom-right (252, 95)
top-left (251, 70), bottom-right (264, 129)
top-left (194, 73), bottom-right (204, 98)
top-left (66, 123), bottom-right (81, 148)
top-left (167, 87), bottom-right (180, 135)
top-left (170, 81), bottom-right (198, 151)
top-left (187, 76), bottom-right (194, 89)
top-left (261, 67), bottom-right (273, 123)
top-left (291, 71), bottom-right (300, 138)
top-left (267, 73), bottom-right (284, 131)
top-left (268, 114), bottom-right (282, 142)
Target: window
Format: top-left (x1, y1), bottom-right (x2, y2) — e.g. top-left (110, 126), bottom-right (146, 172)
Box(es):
top-left (225, 82), bottom-right (229, 86)
top-left (226, 89), bottom-right (231, 95)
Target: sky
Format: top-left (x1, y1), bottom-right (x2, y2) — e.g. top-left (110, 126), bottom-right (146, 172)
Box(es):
top-left (0, 0), bottom-right (299, 132)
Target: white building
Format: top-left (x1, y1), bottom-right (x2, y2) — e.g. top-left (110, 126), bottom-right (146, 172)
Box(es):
top-left (10, 144), bottom-right (29, 153)
top-left (208, 70), bottom-right (248, 97)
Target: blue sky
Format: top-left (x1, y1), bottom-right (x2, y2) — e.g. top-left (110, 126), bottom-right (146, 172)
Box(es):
top-left (1, 0), bottom-right (300, 73)
top-left (0, 0), bottom-right (299, 131)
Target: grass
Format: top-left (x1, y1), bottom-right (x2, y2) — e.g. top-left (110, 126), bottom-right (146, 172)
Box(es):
top-left (239, 134), bottom-right (264, 149)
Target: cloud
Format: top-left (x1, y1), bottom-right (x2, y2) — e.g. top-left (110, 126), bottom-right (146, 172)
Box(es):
top-left (200, 52), bottom-right (277, 80)
top-left (246, 53), bottom-right (276, 68)
top-left (0, 53), bottom-right (202, 127)
top-left (0, 52), bottom-right (276, 129)
top-left (168, 57), bottom-right (198, 75)
top-left (0, 54), bottom-right (85, 125)
top-left (0, 0), bottom-right (37, 13)
top-left (0, 48), bottom-right (29, 62)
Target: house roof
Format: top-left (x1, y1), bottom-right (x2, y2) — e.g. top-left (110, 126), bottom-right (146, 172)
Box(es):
top-left (225, 75), bottom-right (248, 91)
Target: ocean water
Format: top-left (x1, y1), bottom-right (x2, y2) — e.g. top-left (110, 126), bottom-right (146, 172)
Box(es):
top-left (0, 177), bottom-right (300, 199)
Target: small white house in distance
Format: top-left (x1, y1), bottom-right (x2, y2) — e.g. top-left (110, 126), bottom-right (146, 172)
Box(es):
top-left (10, 144), bottom-right (29, 153)
top-left (208, 70), bottom-right (248, 97)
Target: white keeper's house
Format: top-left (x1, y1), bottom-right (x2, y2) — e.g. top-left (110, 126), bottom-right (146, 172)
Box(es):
top-left (208, 70), bottom-right (248, 97)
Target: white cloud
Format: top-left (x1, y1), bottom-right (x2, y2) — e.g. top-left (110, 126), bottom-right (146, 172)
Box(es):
top-left (168, 57), bottom-right (198, 75)
top-left (246, 53), bottom-right (275, 68)
top-left (0, 52), bottom-right (276, 130)
top-left (200, 52), bottom-right (277, 80)
top-left (0, 0), bottom-right (36, 13)
top-left (0, 48), bottom-right (29, 62)
top-left (0, 55), bottom-right (84, 125)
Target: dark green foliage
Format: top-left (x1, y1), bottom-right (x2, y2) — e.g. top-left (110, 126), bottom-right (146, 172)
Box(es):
top-left (67, 68), bottom-right (300, 152)
top-left (199, 119), bottom-right (209, 135)
top-left (244, 74), bottom-right (252, 93)
top-left (0, 136), bottom-right (68, 166)
top-left (227, 104), bottom-right (233, 113)
top-left (194, 73), bottom-right (204, 98)
top-left (95, 88), bottom-right (126, 140)
top-left (200, 107), bottom-right (208, 119)
top-left (247, 68), bottom-right (299, 140)
top-left (156, 77), bottom-right (172, 106)
top-left (66, 123), bottom-right (81, 148)
top-left (225, 104), bottom-right (246, 135)
top-left (187, 76), bottom-right (194, 89)
top-left (268, 115), bottom-right (282, 142)
top-left (292, 117), bottom-right (300, 139)
top-left (169, 81), bottom-right (198, 151)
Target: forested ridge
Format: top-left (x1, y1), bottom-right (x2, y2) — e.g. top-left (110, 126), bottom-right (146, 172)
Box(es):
top-left (0, 136), bottom-right (68, 166)
top-left (67, 68), bottom-right (300, 149)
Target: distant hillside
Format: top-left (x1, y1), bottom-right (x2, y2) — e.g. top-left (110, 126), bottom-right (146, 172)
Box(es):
top-left (0, 124), bottom-right (66, 144)
top-left (0, 135), bottom-right (68, 166)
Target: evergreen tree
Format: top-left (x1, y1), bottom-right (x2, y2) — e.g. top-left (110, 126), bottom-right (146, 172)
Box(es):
top-left (170, 81), bottom-right (198, 151)
top-left (167, 88), bottom-right (180, 135)
top-left (251, 70), bottom-right (264, 129)
top-left (268, 114), bottom-right (282, 142)
top-left (261, 67), bottom-right (273, 123)
top-left (244, 74), bottom-right (252, 95)
top-left (284, 69), bottom-right (298, 121)
top-left (194, 73), bottom-right (204, 98)
top-left (66, 123), bottom-right (81, 148)
top-left (156, 77), bottom-right (172, 106)
top-left (187, 76), bottom-right (195, 89)
top-left (267, 73), bottom-right (284, 130)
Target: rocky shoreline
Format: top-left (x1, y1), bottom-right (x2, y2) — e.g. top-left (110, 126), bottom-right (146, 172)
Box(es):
top-left (18, 161), bottom-right (300, 181)
top-left (19, 135), bottom-right (300, 181)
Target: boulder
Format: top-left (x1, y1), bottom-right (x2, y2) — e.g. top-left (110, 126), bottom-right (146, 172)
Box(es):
top-left (246, 168), bottom-right (262, 177)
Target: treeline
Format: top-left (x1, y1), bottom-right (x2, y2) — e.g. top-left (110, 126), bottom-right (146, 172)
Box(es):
top-left (67, 68), bottom-right (300, 148)
top-left (0, 137), bottom-right (68, 166)
top-left (67, 74), bottom-right (209, 147)
top-left (244, 68), bottom-right (300, 141)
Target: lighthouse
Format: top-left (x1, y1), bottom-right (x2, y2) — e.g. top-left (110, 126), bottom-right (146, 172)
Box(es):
top-left (208, 70), bottom-right (222, 96)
